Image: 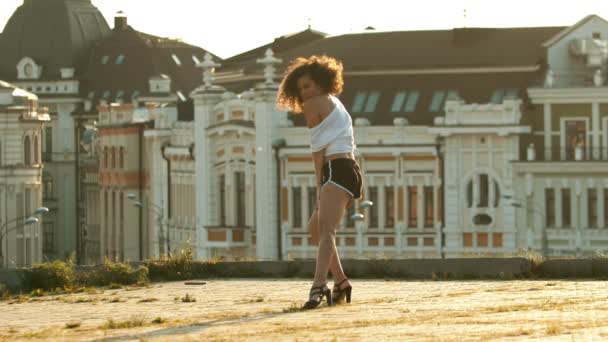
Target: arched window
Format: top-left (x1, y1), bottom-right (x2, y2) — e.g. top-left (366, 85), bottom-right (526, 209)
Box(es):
top-left (466, 173), bottom-right (500, 208)
top-left (33, 135), bottom-right (39, 164)
top-left (24, 135), bottom-right (31, 165)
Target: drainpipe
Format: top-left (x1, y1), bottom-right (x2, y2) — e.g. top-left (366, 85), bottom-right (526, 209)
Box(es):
top-left (161, 145), bottom-right (171, 254)
top-left (272, 138), bottom-right (286, 261)
top-left (137, 125), bottom-right (144, 260)
top-left (74, 119), bottom-right (81, 264)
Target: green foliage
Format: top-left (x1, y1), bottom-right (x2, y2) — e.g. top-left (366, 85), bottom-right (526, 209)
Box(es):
top-left (145, 241), bottom-right (209, 281)
top-left (26, 255), bottom-right (75, 291)
top-left (79, 258), bottom-right (148, 287)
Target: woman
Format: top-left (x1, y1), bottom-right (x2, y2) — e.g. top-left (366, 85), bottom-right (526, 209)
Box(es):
top-left (277, 55), bottom-right (363, 309)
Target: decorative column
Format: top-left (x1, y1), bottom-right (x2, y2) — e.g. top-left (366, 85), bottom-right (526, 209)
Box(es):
top-left (254, 49), bottom-right (285, 260)
top-left (192, 53), bottom-right (224, 260)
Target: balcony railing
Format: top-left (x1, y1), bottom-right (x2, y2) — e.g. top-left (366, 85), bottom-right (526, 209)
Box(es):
top-left (520, 146), bottom-right (608, 162)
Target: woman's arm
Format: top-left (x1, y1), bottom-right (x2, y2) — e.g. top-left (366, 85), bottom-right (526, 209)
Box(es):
top-left (302, 99), bottom-right (325, 199)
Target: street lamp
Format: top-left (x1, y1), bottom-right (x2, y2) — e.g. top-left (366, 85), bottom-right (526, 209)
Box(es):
top-left (508, 199), bottom-right (547, 257)
top-left (127, 193), bottom-right (168, 258)
top-left (351, 200), bottom-right (374, 221)
top-left (0, 207), bottom-right (48, 267)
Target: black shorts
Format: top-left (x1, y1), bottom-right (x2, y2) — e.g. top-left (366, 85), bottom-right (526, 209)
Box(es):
top-left (320, 158), bottom-right (363, 199)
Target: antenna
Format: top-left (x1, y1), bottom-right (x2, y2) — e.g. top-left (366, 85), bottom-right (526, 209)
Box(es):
top-left (463, 8), bottom-right (467, 28)
top-left (308, 17), bottom-right (311, 30)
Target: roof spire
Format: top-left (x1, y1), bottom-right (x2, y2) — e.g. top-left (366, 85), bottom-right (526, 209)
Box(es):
top-left (308, 18), bottom-right (311, 30)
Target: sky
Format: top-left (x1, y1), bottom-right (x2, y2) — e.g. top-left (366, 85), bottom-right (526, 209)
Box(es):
top-left (1, 0), bottom-right (608, 59)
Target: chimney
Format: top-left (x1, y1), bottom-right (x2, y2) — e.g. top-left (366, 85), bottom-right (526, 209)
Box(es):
top-left (114, 11), bottom-right (128, 31)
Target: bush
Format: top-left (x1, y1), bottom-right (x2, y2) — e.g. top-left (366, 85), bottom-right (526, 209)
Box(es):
top-left (146, 241), bottom-right (207, 281)
top-left (80, 258), bottom-right (148, 287)
top-left (26, 256), bottom-right (75, 291)
top-left (0, 282), bottom-right (10, 299)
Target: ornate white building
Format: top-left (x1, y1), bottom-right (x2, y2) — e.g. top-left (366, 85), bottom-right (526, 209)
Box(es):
top-left (0, 81), bottom-right (50, 267)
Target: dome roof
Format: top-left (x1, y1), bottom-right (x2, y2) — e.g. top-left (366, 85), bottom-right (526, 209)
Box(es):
top-left (0, 0), bottom-right (110, 80)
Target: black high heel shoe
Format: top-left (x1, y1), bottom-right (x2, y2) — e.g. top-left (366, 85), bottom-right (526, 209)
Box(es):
top-left (303, 283), bottom-right (333, 309)
top-left (332, 279), bottom-right (352, 304)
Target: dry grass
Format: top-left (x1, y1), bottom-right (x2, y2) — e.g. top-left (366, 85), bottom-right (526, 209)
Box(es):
top-left (545, 322), bottom-right (561, 335)
top-left (137, 297), bottom-right (159, 303)
top-left (64, 321), bottom-right (81, 329)
top-left (181, 293), bottom-right (196, 303)
top-left (102, 316), bottom-right (146, 329)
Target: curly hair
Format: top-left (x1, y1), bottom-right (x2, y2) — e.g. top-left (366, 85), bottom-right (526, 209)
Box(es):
top-left (276, 55), bottom-right (344, 113)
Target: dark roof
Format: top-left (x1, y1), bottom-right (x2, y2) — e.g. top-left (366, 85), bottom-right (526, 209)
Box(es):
top-left (215, 26), bottom-right (565, 126)
top-left (222, 28), bottom-right (327, 67)
top-left (0, 0), bottom-right (110, 80)
top-left (219, 26), bottom-right (565, 77)
top-left (79, 24), bottom-right (220, 107)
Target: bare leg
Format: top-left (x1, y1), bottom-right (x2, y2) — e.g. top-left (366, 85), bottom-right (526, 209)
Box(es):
top-left (312, 184), bottom-right (351, 287)
top-left (308, 207), bottom-right (347, 283)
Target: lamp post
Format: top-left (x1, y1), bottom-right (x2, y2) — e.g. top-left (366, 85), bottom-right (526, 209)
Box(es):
top-left (351, 200), bottom-right (373, 257)
top-left (127, 193), bottom-right (168, 258)
top-left (505, 196), bottom-right (547, 256)
top-left (0, 206), bottom-right (49, 267)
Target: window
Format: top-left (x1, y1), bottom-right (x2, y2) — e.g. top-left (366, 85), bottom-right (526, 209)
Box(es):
top-left (171, 54), bottom-right (182, 66)
top-left (352, 92), bottom-right (367, 113)
top-left (545, 189), bottom-right (555, 227)
top-left (192, 55), bottom-right (201, 64)
top-left (490, 88), bottom-right (517, 103)
top-left (593, 32), bottom-right (601, 39)
top-left (565, 120), bottom-right (586, 160)
top-left (101, 55), bottom-right (109, 64)
top-left (43, 127), bottom-right (52, 161)
top-left (219, 175), bottom-right (225, 225)
top-left (408, 186), bottom-right (418, 228)
top-left (404, 91), bottom-right (419, 112)
top-left (43, 173), bottom-right (54, 200)
top-left (33, 135), bottom-right (39, 164)
top-left (391, 91), bottom-right (420, 113)
top-left (466, 174), bottom-right (500, 208)
top-left (235, 172), bottom-right (246, 226)
top-left (0, 140), bottom-right (2, 166)
top-left (23, 135), bottom-right (31, 165)
top-left (42, 222), bottom-right (54, 254)
top-left (103, 147), bottom-right (108, 168)
top-left (115, 90), bottom-right (125, 100)
top-left (292, 187), bottom-right (302, 228)
top-left (131, 90), bottom-right (140, 100)
top-left (111, 147), bottom-right (116, 168)
top-left (562, 188), bottom-right (571, 227)
top-left (424, 186), bottom-right (434, 227)
top-left (102, 90), bottom-right (111, 99)
top-left (115, 55), bottom-right (125, 64)
top-left (364, 91), bottom-right (380, 113)
top-left (588, 188), bottom-right (598, 228)
top-left (368, 187), bottom-right (378, 228)
top-left (391, 92), bottom-right (406, 112)
top-left (119, 147), bottom-right (124, 168)
top-left (385, 186), bottom-right (394, 228)
top-left (429, 91), bottom-right (446, 112)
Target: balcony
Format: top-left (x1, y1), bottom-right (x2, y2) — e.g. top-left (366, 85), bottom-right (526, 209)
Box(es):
top-left (519, 146), bottom-right (608, 162)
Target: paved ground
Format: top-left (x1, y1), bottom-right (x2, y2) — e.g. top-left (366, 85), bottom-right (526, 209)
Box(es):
top-left (1, 279), bottom-right (608, 341)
